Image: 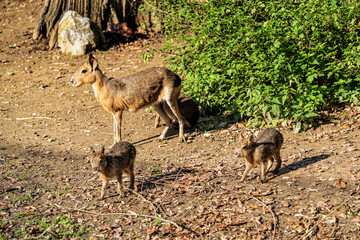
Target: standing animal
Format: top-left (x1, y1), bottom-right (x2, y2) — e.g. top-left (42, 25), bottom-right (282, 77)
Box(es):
top-left (90, 141), bottom-right (136, 199)
top-left (71, 54), bottom-right (190, 145)
top-left (237, 128), bottom-right (283, 183)
top-left (154, 92), bottom-right (199, 129)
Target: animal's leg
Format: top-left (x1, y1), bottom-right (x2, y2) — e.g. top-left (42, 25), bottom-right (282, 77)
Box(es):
top-left (266, 157), bottom-right (274, 173)
top-left (117, 172), bottom-right (124, 197)
top-left (112, 114), bottom-right (117, 143)
top-left (154, 103), bottom-right (172, 140)
top-left (260, 161), bottom-right (267, 183)
top-left (154, 113), bottom-right (161, 128)
top-left (240, 162), bottom-right (253, 182)
top-left (127, 168), bottom-right (135, 190)
top-left (165, 94), bottom-right (190, 142)
top-left (112, 111), bottom-right (123, 145)
top-left (100, 179), bottom-right (109, 200)
top-left (272, 151), bottom-right (282, 174)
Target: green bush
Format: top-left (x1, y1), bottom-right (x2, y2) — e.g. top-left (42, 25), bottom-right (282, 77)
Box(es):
top-left (153, 0), bottom-right (360, 130)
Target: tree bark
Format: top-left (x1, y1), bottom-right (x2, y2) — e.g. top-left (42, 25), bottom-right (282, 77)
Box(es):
top-left (33, 0), bottom-right (142, 49)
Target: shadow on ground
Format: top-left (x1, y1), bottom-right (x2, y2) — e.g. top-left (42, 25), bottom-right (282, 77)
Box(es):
top-left (136, 167), bottom-right (195, 192)
top-left (277, 154), bottom-right (331, 176)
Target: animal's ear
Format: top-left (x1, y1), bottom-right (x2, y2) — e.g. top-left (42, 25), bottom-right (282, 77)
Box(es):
top-left (100, 146), bottom-right (105, 155)
top-left (247, 134), bottom-right (254, 145)
top-left (237, 132), bottom-right (244, 142)
top-left (239, 132), bottom-right (244, 139)
top-left (87, 53), bottom-right (98, 71)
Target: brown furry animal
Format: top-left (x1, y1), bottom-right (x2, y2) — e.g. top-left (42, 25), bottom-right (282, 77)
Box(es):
top-left (71, 54), bottom-right (190, 145)
top-left (237, 128), bottom-right (283, 183)
top-left (90, 141), bottom-right (136, 199)
top-left (154, 93), bottom-right (199, 129)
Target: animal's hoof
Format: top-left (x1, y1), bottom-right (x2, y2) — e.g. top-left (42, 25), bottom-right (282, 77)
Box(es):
top-left (178, 136), bottom-right (186, 143)
top-left (156, 137), bottom-right (164, 142)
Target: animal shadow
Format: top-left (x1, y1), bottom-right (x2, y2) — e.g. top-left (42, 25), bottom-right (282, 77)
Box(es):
top-left (136, 167), bottom-right (194, 192)
top-left (132, 127), bottom-right (190, 146)
top-left (276, 154), bottom-right (330, 177)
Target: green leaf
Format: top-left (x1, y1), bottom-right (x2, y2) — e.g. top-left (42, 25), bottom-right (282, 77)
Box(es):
top-left (271, 104), bottom-right (281, 117)
top-left (305, 112), bottom-right (319, 118)
top-left (294, 122), bottom-right (302, 134)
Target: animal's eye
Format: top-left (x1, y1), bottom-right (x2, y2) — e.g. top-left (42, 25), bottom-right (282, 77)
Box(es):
top-left (81, 69), bottom-right (87, 73)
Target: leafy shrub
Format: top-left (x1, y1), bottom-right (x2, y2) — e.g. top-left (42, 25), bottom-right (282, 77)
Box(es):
top-left (151, 0), bottom-right (360, 130)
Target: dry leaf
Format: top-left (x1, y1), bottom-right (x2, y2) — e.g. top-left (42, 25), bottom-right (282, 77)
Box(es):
top-left (146, 226), bottom-right (157, 240)
top-left (124, 217), bottom-right (133, 226)
top-left (28, 226), bottom-right (39, 234)
top-left (335, 179), bottom-right (347, 189)
top-left (349, 170), bottom-right (356, 175)
top-left (347, 147), bottom-right (357, 152)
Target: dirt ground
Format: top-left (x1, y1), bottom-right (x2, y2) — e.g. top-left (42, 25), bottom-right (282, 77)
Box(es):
top-left (1, 1), bottom-right (360, 239)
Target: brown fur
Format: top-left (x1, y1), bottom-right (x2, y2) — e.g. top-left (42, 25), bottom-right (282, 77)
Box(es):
top-left (90, 141), bottom-right (136, 199)
top-left (154, 93), bottom-right (199, 129)
top-left (237, 128), bottom-right (283, 183)
top-left (71, 54), bottom-right (190, 145)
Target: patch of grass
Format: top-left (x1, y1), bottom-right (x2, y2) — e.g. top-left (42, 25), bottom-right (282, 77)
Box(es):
top-left (155, 216), bottom-right (162, 224)
top-left (14, 228), bottom-right (27, 238)
top-left (0, 220), bottom-right (9, 227)
top-left (51, 190), bottom-right (59, 196)
top-left (0, 232), bottom-right (7, 240)
top-left (18, 175), bottom-right (26, 181)
top-left (39, 172), bottom-right (49, 177)
top-left (141, 51), bottom-right (154, 63)
top-left (15, 193), bottom-right (34, 203)
top-left (3, 214), bottom-right (92, 239)
top-left (149, 167), bottom-right (162, 174)
top-left (61, 185), bottom-right (74, 191)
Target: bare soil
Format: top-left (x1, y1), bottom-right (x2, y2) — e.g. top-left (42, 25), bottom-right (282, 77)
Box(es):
top-left (1, 1), bottom-right (360, 239)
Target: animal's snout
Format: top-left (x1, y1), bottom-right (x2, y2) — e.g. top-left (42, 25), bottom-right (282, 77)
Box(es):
top-left (235, 148), bottom-right (241, 157)
top-left (235, 149), bottom-right (245, 158)
top-left (92, 167), bottom-right (99, 173)
top-left (70, 76), bottom-right (77, 87)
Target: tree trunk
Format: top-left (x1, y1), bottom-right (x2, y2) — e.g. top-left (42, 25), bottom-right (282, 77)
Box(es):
top-left (33, 0), bottom-right (141, 49)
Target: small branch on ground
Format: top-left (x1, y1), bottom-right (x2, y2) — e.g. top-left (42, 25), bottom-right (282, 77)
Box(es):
top-left (301, 190), bottom-right (359, 239)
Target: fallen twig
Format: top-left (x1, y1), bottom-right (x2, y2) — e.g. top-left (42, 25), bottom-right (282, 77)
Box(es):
top-left (51, 203), bottom-right (181, 229)
top-left (36, 225), bottom-right (52, 239)
top-left (248, 194), bottom-right (277, 240)
top-left (126, 187), bottom-right (158, 218)
top-left (157, 169), bottom-right (183, 206)
top-left (220, 186), bottom-right (277, 240)
top-left (301, 190), bottom-right (359, 239)
top-left (16, 117), bottom-right (56, 120)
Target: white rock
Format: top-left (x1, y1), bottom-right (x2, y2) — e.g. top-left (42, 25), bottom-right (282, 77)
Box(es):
top-left (58, 11), bottom-right (104, 55)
